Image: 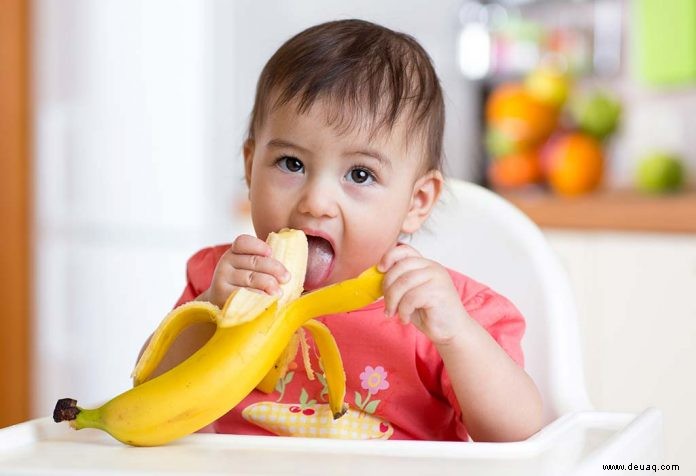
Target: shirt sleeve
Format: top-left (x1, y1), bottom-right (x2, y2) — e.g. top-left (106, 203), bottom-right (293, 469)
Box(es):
top-left (173, 245), bottom-right (230, 308)
top-left (458, 286), bottom-right (526, 367)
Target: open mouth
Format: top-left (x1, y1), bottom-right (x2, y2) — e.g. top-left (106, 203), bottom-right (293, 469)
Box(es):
top-left (304, 235), bottom-right (335, 290)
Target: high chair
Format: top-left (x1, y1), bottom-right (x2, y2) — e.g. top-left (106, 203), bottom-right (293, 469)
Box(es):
top-left (0, 180), bottom-right (664, 476)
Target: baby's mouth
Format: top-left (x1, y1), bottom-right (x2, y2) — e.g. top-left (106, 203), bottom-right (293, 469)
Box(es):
top-left (304, 235), bottom-right (335, 291)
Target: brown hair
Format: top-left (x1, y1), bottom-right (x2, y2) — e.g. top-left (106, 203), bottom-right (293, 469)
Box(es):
top-left (247, 19), bottom-right (445, 172)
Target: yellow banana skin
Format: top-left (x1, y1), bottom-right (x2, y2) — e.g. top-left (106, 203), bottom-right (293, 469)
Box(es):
top-left (53, 266), bottom-right (384, 447)
top-left (256, 332), bottom-right (300, 394)
top-left (130, 301), bottom-right (220, 386)
top-left (302, 319), bottom-right (347, 419)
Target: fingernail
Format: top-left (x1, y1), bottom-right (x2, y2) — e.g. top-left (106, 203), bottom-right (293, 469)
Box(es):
top-left (273, 288), bottom-right (283, 297)
top-left (282, 271), bottom-right (291, 283)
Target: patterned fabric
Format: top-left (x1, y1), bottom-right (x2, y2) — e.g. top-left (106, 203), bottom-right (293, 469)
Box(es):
top-left (174, 245), bottom-right (526, 441)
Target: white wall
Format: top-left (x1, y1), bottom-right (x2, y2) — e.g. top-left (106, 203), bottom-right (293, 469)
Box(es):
top-left (32, 0), bottom-right (225, 415)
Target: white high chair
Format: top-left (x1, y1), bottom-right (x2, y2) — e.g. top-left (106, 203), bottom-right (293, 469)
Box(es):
top-left (0, 180), bottom-right (664, 476)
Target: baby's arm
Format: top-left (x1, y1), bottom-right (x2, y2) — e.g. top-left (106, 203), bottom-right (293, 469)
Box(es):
top-left (379, 244), bottom-right (542, 442)
top-left (434, 315), bottom-right (542, 442)
top-left (137, 235), bottom-right (290, 381)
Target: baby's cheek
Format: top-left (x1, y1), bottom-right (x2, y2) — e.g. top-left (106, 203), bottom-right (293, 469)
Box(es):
top-left (346, 232), bottom-right (393, 273)
top-left (251, 202), bottom-right (286, 238)
top-left (273, 172), bottom-right (303, 189)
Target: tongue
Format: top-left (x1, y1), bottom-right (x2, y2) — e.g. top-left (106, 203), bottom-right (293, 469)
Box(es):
top-left (304, 236), bottom-right (334, 290)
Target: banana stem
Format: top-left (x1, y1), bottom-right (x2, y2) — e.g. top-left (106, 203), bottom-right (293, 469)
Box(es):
top-left (73, 408), bottom-right (103, 430)
top-left (53, 398), bottom-right (103, 430)
top-left (53, 398), bottom-right (80, 423)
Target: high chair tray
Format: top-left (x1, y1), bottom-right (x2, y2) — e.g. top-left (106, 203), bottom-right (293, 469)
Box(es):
top-left (0, 409), bottom-right (662, 476)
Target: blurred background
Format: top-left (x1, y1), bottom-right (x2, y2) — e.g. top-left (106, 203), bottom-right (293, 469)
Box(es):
top-left (2, 0), bottom-right (695, 468)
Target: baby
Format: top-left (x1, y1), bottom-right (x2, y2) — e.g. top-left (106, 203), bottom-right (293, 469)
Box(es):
top-left (148, 19), bottom-right (542, 442)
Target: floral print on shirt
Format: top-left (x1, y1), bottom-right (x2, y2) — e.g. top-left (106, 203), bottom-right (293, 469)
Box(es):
top-left (354, 365), bottom-right (390, 414)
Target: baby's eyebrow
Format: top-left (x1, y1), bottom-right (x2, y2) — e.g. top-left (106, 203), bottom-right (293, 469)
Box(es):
top-left (346, 148), bottom-right (392, 170)
top-left (267, 138), bottom-right (310, 153)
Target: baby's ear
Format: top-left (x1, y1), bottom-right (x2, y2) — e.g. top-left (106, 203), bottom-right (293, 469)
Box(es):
top-left (401, 170), bottom-right (443, 234)
top-left (243, 139), bottom-right (255, 188)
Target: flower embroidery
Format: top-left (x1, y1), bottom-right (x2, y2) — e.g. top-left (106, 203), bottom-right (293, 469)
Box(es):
top-left (355, 365), bottom-right (390, 414)
top-left (359, 366), bottom-right (390, 395)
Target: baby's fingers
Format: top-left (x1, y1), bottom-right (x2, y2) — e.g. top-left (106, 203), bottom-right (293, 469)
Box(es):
top-left (229, 268), bottom-right (284, 297)
top-left (383, 268), bottom-right (431, 318)
top-left (229, 253), bottom-right (290, 285)
top-left (396, 288), bottom-right (430, 326)
top-left (378, 243), bottom-right (421, 273)
top-left (230, 234), bottom-right (272, 257)
top-left (382, 257), bottom-right (428, 291)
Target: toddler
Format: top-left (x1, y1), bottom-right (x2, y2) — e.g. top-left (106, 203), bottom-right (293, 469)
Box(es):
top-left (148, 19), bottom-right (542, 442)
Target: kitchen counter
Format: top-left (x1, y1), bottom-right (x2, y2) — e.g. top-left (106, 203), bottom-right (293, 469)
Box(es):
top-left (502, 189), bottom-right (696, 233)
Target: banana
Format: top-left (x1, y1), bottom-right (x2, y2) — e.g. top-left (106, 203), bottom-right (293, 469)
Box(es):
top-left (220, 228), bottom-right (308, 394)
top-left (132, 229), bottom-right (307, 388)
top-left (218, 228), bottom-right (308, 327)
top-left (302, 319), bottom-right (347, 418)
top-left (255, 331), bottom-right (301, 394)
top-left (53, 241), bottom-right (384, 446)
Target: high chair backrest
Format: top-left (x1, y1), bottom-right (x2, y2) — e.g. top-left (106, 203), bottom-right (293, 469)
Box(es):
top-left (410, 179), bottom-right (592, 423)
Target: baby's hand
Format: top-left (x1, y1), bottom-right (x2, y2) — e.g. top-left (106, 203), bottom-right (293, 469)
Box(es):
top-left (378, 244), bottom-right (468, 345)
top-left (202, 234), bottom-right (290, 308)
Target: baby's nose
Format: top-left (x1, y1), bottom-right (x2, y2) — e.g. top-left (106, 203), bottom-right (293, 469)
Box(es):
top-left (296, 179), bottom-right (339, 219)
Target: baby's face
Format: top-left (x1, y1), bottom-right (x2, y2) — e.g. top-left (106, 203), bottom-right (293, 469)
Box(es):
top-left (245, 99), bottom-right (431, 290)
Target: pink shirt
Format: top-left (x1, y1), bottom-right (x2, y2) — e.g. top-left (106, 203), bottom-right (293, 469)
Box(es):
top-left (175, 245), bottom-right (526, 441)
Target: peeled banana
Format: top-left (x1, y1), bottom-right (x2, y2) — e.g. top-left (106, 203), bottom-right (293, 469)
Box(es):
top-left (53, 229), bottom-right (384, 447)
top-left (218, 229), bottom-right (308, 327)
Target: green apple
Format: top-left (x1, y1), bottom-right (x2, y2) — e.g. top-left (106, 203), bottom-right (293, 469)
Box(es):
top-left (570, 91), bottom-right (621, 140)
top-left (635, 153), bottom-right (685, 193)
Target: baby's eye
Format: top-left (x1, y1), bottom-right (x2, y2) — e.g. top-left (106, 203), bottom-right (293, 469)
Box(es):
top-left (276, 156), bottom-right (304, 173)
top-left (345, 167), bottom-right (376, 185)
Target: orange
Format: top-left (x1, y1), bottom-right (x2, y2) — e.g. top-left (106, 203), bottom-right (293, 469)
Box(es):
top-left (486, 83), bottom-right (558, 146)
top-left (544, 132), bottom-right (604, 196)
top-left (488, 150), bottom-right (543, 190)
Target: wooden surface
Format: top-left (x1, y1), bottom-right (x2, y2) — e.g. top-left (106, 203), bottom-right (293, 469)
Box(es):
top-left (0, 0), bottom-right (31, 427)
top-left (502, 189), bottom-right (696, 234)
